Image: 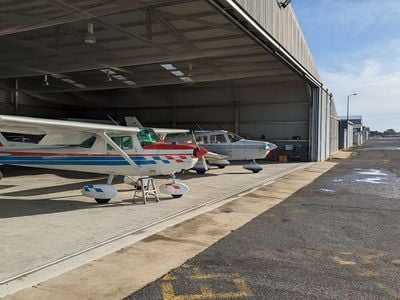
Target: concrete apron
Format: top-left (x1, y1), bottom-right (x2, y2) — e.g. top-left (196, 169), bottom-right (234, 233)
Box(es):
top-left (4, 161), bottom-right (337, 300)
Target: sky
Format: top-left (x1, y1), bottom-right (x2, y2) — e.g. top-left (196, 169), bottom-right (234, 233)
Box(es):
top-left (292, 0), bottom-right (400, 131)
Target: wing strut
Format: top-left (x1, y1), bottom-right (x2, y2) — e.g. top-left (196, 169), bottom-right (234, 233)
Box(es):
top-left (98, 132), bottom-right (137, 168)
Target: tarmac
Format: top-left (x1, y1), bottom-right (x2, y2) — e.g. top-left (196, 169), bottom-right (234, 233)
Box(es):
top-left (0, 161), bottom-right (310, 297)
top-left (6, 137), bottom-right (396, 300)
top-left (126, 137), bottom-right (400, 299)
top-left (3, 159), bottom-right (335, 299)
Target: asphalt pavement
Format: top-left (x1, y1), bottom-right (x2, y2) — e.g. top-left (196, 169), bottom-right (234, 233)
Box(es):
top-left (126, 137), bottom-right (400, 299)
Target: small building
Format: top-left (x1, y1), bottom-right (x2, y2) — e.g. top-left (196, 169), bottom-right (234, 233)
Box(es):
top-left (339, 116), bottom-right (369, 148)
top-left (339, 120), bottom-right (354, 150)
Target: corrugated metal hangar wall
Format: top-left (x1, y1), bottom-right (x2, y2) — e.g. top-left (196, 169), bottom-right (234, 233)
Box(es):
top-left (66, 79), bottom-right (310, 143)
top-left (0, 0), bottom-right (338, 162)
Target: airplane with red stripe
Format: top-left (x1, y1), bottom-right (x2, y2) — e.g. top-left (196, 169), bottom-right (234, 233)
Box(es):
top-left (0, 115), bottom-right (207, 203)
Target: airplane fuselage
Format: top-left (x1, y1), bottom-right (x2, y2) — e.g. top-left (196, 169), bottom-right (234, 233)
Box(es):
top-left (0, 143), bottom-right (203, 176)
top-left (181, 130), bottom-right (277, 161)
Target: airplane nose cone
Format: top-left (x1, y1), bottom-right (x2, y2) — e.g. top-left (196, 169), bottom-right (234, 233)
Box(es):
top-left (265, 142), bottom-right (278, 150)
top-left (193, 146), bottom-right (208, 158)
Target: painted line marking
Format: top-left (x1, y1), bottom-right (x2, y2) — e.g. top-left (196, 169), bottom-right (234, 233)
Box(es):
top-left (161, 266), bottom-right (252, 300)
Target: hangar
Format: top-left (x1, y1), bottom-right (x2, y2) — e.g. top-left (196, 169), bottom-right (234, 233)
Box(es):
top-left (0, 0), bottom-right (338, 162)
top-left (0, 1), bottom-right (343, 295)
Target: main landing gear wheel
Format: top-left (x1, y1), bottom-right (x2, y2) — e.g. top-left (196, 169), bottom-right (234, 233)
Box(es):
top-left (217, 165), bottom-right (226, 169)
top-left (159, 174), bottom-right (190, 198)
top-left (196, 169), bottom-right (207, 175)
top-left (95, 198), bottom-right (111, 204)
top-left (243, 160), bottom-right (263, 173)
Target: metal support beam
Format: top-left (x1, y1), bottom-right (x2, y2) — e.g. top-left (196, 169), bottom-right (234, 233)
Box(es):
top-left (156, 10), bottom-right (237, 32)
top-left (28, 68), bottom-right (294, 93)
top-left (151, 9), bottom-right (226, 77)
top-left (13, 79), bottom-right (19, 115)
top-left (0, 0), bottom-right (196, 36)
top-left (309, 86), bottom-right (320, 162)
top-left (0, 43), bottom-right (261, 79)
top-left (151, 8), bottom-right (200, 54)
top-left (234, 101), bottom-right (240, 134)
top-left (47, 0), bottom-right (174, 54)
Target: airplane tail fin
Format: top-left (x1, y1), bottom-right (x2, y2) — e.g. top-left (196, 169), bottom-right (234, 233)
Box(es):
top-left (125, 116), bottom-right (143, 128)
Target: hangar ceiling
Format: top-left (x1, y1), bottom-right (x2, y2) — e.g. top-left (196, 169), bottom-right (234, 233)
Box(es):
top-left (0, 0), bottom-right (300, 94)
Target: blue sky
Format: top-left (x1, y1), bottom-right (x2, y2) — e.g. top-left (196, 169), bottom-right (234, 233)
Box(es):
top-left (292, 0), bottom-right (400, 131)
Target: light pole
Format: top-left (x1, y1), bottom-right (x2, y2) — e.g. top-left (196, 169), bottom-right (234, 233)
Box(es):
top-left (346, 93), bottom-right (357, 148)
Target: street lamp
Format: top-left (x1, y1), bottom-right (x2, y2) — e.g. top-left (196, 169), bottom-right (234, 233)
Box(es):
top-left (346, 93), bottom-right (357, 148)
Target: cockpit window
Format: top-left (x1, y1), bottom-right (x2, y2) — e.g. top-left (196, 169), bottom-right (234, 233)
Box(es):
top-left (195, 135), bottom-right (207, 144)
top-left (210, 134), bottom-right (227, 144)
top-left (107, 136), bottom-right (133, 151)
top-left (1, 132), bottom-right (44, 144)
top-left (227, 132), bottom-right (242, 143)
top-left (79, 136), bottom-right (96, 148)
top-left (137, 128), bottom-right (160, 147)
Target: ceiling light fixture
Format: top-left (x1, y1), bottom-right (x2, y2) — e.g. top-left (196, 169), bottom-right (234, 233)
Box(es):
top-left (100, 69), bottom-right (115, 75)
top-left (61, 78), bottom-right (76, 84)
top-left (123, 80), bottom-right (136, 86)
top-left (180, 77), bottom-right (193, 82)
top-left (171, 70), bottom-right (185, 77)
top-left (161, 64), bottom-right (176, 71)
top-left (113, 75), bottom-right (127, 81)
top-left (42, 74), bottom-right (49, 86)
top-left (84, 20), bottom-right (96, 44)
top-left (74, 83), bottom-right (87, 88)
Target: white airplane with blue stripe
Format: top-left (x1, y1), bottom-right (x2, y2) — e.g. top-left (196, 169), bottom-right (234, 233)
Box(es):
top-left (0, 115), bottom-right (207, 203)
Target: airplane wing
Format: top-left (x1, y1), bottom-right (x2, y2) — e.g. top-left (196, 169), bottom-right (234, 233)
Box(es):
top-left (0, 115), bottom-right (140, 145)
top-left (153, 128), bottom-right (189, 135)
top-left (204, 151), bottom-right (231, 166)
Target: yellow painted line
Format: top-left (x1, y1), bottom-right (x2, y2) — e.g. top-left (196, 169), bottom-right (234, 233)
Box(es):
top-left (361, 253), bottom-right (384, 264)
top-left (161, 282), bottom-right (176, 300)
top-left (161, 267), bottom-right (253, 300)
top-left (163, 274), bottom-right (178, 281)
top-left (232, 277), bottom-right (253, 297)
top-left (331, 256), bottom-right (356, 266)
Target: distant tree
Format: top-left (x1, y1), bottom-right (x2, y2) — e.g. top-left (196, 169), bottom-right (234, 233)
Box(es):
top-left (370, 131), bottom-right (383, 137)
top-left (383, 129), bottom-right (397, 136)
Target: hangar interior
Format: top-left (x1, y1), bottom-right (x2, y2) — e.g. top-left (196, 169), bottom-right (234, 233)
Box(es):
top-left (0, 0), bottom-right (338, 161)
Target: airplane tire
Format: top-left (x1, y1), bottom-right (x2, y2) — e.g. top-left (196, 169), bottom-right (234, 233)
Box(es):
top-left (0, 170), bottom-right (3, 180)
top-left (252, 170), bottom-right (261, 174)
top-left (95, 198), bottom-right (111, 204)
top-left (217, 165), bottom-right (226, 169)
top-left (172, 194), bottom-right (183, 199)
top-left (196, 169), bottom-right (207, 175)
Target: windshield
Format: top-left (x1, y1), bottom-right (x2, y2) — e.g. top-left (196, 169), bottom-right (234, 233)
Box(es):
top-left (227, 132), bottom-right (242, 143)
top-left (137, 128), bottom-right (161, 146)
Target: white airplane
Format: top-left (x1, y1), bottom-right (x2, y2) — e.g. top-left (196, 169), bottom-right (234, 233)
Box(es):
top-left (0, 115), bottom-right (207, 203)
top-left (167, 130), bottom-right (277, 174)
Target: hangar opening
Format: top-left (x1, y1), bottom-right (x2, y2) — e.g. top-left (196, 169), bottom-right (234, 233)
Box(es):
top-left (0, 0), bottom-right (338, 162)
